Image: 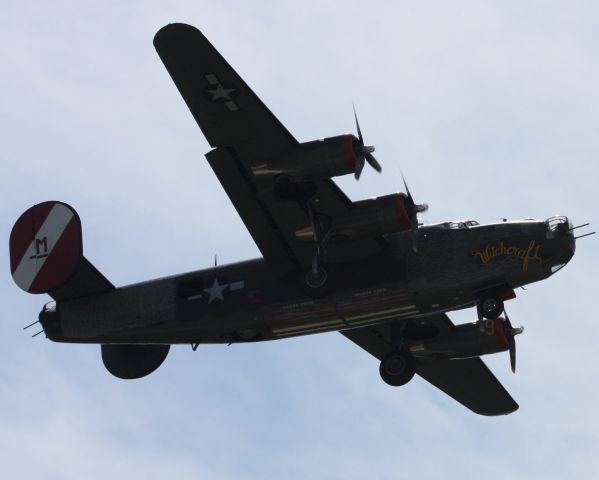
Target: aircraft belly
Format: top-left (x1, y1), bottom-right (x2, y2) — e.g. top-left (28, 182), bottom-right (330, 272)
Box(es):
top-left (261, 284), bottom-right (420, 339)
top-left (114, 283), bottom-right (422, 343)
top-left (52, 268), bottom-right (454, 344)
top-left (107, 283), bottom-right (422, 343)
top-left (51, 236), bottom-right (540, 345)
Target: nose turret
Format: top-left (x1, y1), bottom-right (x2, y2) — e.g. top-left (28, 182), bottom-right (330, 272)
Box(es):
top-left (544, 216), bottom-right (575, 274)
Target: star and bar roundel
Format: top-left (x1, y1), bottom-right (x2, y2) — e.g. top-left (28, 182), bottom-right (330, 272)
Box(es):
top-left (9, 201), bottom-right (83, 294)
top-left (202, 73), bottom-right (239, 111)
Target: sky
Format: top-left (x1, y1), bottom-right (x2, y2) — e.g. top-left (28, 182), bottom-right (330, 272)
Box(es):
top-left (1, 1), bottom-right (598, 478)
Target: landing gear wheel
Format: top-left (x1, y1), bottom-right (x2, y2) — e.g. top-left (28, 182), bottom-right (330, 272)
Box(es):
top-left (478, 296), bottom-right (504, 319)
top-left (379, 351), bottom-right (416, 387)
top-left (301, 266), bottom-right (329, 298)
top-left (305, 267), bottom-right (327, 289)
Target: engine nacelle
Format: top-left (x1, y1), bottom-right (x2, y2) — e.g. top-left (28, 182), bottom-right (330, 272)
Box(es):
top-left (296, 193), bottom-right (413, 243)
top-left (408, 318), bottom-right (510, 360)
top-left (252, 134), bottom-right (359, 180)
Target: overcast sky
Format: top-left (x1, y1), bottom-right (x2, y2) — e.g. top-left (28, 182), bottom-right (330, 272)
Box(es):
top-left (2, 1), bottom-right (598, 479)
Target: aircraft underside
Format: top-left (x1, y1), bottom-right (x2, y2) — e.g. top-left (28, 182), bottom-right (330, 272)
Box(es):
top-left (9, 23), bottom-right (588, 416)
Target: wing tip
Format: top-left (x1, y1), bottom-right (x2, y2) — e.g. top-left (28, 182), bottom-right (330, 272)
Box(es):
top-left (476, 402), bottom-right (519, 416)
top-left (153, 23), bottom-right (202, 48)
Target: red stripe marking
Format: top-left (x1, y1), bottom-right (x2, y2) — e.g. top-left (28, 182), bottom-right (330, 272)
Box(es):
top-left (9, 202), bottom-right (55, 274)
top-left (395, 194), bottom-right (412, 230)
top-left (28, 216), bottom-right (82, 293)
top-left (342, 135), bottom-right (357, 169)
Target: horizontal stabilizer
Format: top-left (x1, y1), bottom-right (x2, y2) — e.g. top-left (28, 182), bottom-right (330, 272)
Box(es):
top-left (49, 257), bottom-right (114, 301)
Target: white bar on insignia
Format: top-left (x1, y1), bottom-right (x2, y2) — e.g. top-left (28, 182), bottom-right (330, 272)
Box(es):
top-left (229, 280), bottom-right (245, 291)
top-left (205, 73), bottom-right (218, 84)
top-left (225, 101), bottom-right (239, 111)
top-left (187, 293), bottom-right (203, 301)
top-left (12, 204), bottom-right (74, 291)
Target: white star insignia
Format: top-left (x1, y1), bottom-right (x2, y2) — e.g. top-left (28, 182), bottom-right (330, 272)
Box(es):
top-left (206, 84), bottom-right (236, 101)
top-left (203, 73), bottom-right (239, 111)
top-left (204, 278), bottom-right (227, 304)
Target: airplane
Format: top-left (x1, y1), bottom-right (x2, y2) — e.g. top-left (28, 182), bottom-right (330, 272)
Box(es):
top-left (9, 23), bottom-right (593, 416)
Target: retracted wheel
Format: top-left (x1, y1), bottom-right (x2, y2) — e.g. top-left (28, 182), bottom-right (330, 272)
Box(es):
top-left (379, 351), bottom-right (416, 387)
top-left (301, 266), bottom-right (330, 298)
top-left (478, 296), bottom-right (504, 319)
top-left (305, 266), bottom-right (327, 289)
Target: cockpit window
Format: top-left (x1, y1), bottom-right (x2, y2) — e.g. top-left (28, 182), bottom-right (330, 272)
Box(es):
top-left (546, 216), bottom-right (567, 231)
top-left (545, 216), bottom-right (569, 238)
top-left (446, 220), bottom-right (479, 229)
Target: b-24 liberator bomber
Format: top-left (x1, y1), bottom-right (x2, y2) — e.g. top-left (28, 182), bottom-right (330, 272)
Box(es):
top-left (10, 24), bottom-right (592, 416)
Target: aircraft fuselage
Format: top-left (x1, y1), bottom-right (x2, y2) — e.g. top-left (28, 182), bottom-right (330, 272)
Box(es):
top-left (40, 217), bottom-right (575, 345)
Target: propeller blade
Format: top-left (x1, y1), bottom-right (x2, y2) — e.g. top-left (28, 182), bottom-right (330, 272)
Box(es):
top-left (509, 340), bottom-right (516, 373)
top-left (504, 313), bottom-right (512, 330)
top-left (365, 152), bottom-right (382, 173)
top-left (504, 312), bottom-right (523, 373)
top-left (351, 104), bottom-right (382, 179)
top-left (401, 172), bottom-right (429, 214)
top-left (401, 171), bottom-right (414, 204)
top-left (400, 171), bottom-right (422, 252)
top-left (352, 103), bottom-right (364, 146)
top-left (354, 156), bottom-right (365, 179)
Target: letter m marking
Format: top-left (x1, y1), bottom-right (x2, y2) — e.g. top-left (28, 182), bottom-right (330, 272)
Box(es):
top-left (35, 237), bottom-right (48, 256)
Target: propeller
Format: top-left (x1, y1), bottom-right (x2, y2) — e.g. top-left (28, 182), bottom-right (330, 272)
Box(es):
top-left (352, 104), bottom-right (382, 179)
top-left (503, 311), bottom-right (524, 373)
top-left (401, 172), bottom-right (429, 252)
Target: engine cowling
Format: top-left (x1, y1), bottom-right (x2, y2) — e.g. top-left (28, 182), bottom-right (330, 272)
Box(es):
top-left (296, 193), bottom-right (413, 242)
top-left (408, 318), bottom-right (510, 360)
top-left (252, 134), bottom-right (359, 180)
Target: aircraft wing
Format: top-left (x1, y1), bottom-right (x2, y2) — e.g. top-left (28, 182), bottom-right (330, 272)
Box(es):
top-left (340, 314), bottom-right (519, 416)
top-left (154, 24), bottom-right (382, 275)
